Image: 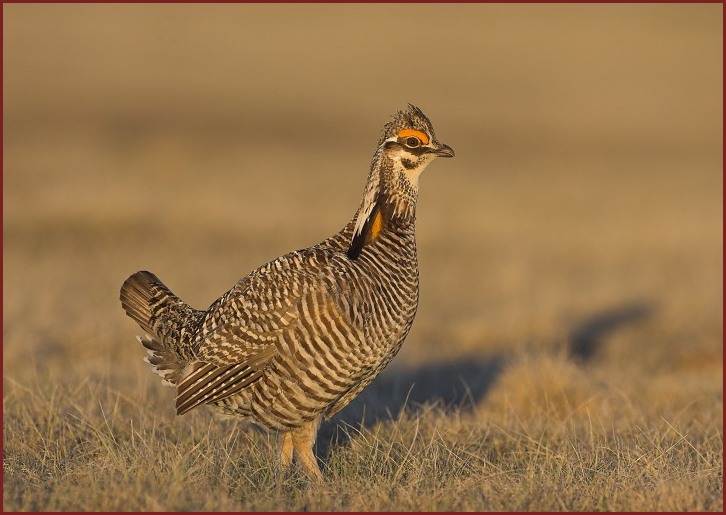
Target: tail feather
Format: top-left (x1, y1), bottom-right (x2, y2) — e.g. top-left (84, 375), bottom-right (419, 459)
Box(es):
top-left (138, 334), bottom-right (190, 387)
top-left (120, 270), bottom-right (177, 335)
top-left (120, 270), bottom-right (203, 387)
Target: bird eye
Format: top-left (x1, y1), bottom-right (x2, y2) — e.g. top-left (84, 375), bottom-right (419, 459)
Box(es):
top-left (405, 137), bottom-right (421, 148)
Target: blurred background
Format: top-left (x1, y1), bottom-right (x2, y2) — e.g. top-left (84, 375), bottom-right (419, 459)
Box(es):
top-left (3, 4), bottom-right (722, 419)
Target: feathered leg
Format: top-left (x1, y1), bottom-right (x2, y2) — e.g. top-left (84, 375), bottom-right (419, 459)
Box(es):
top-left (291, 419), bottom-right (323, 481)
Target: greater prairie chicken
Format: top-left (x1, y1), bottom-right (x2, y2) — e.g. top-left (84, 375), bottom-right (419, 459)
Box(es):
top-left (120, 104), bottom-right (454, 479)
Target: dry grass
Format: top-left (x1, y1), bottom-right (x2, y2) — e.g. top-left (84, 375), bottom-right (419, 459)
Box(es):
top-left (3, 4), bottom-right (723, 511)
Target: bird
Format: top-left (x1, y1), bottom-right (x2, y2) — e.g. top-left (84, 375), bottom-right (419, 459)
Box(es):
top-left (119, 104), bottom-right (454, 480)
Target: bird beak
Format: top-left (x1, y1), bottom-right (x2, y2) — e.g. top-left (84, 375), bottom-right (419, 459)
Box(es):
top-left (430, 143), bottom-right (455, 158)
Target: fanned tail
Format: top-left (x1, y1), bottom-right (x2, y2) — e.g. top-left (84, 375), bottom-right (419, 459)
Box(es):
top-left (120, 270), bottom-right (203, 387)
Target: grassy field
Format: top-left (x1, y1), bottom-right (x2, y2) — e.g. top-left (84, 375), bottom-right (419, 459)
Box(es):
top-left (3, 4), bottom-right (722, 511)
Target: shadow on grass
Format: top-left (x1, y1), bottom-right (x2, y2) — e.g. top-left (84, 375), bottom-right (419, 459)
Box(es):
top-left (568, 301), bottom-right (654, 363)
top-left (318, 352), bottom-right (508, 460)
top-left (317, 299), bottom-right (656, 461)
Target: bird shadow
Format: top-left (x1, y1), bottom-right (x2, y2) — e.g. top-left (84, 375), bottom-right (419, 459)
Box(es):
top-left (317, 352), bottom-right (508, 460)
top-left (316, 299), bottom-right (656, 462)
top-left (568, 300), bottom-right (654, 363)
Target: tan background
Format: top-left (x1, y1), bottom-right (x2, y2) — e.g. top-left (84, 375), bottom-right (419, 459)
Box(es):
top-left (3, 4), bottom-right (723, 510)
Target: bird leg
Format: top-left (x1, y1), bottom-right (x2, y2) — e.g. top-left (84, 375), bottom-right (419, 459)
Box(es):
top-left (279, 431), bottom-right (294, 469)
top-left (291, 419), bottom-right (323, 481)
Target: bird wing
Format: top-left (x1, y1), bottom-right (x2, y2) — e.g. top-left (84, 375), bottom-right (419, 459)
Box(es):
top-left (174, 249), bottom-right (362, 415)
top-left (174, 346), bottom-right (276, 415)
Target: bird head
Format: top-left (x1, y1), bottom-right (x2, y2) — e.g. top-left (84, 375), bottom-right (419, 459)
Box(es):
top-left (350, 104), bottom-right (454, 254)
top-left (377, 103), bottom-right (455, 190)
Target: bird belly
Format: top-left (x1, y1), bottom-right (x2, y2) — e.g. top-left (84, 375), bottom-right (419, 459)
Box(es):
top-left (230, 296), bottom-right (417, 430)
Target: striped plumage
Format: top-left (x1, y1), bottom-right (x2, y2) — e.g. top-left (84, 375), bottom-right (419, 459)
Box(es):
top-left (120, 104), bottom-right (454, 479)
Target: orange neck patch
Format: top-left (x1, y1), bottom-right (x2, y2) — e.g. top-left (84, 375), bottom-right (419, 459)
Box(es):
top-left (348, 203), bottom-right (387, 260)
top-left (397, 129), bottom-right (430, 145)
top-left (367, 209), bottom-right (384, 243)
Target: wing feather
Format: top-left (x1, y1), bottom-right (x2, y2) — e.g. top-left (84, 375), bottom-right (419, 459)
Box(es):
top-left (173, 248), bottom-right (360, 416)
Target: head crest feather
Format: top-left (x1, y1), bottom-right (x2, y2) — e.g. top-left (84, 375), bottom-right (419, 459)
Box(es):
top-left (378, 103), bottom-right (436, 146)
